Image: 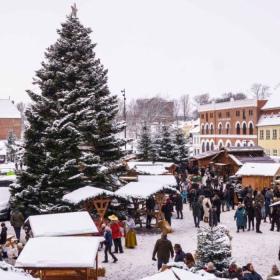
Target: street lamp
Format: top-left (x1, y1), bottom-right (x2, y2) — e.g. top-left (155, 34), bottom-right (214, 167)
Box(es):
top-left (121, 89), bottom-right (127, 150)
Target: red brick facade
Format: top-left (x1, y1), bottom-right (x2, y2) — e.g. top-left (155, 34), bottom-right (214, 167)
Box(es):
top-left (198, 99), bottom-right (266, 152)
top-left (0, 118), bottom-right (21, 140)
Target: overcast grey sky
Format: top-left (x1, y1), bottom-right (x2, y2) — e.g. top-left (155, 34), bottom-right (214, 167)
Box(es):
top-left (1, 0), bottom-right (280, 103)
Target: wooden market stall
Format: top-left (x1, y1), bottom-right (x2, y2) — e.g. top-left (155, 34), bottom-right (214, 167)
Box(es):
top-left (25, 211), bottom-right (99, 238)
top-left (63, 186), bottom-right (115, 230)
top-left (15, 237), bottom-right (101, 280)
top-left (114, 175), bottom-right (178, 227)
top-left (235, 163), bottom-right (280, 190)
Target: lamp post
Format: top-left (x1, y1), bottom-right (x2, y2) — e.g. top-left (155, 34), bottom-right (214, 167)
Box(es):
top-left (121, 89), bottom-right (127, 150)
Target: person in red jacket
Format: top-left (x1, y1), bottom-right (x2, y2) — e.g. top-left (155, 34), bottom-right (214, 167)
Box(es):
top-left (109, 215), bottom-right (124, 254)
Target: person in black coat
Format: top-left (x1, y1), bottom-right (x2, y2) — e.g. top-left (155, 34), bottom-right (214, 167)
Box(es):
top-left (174, 244), bottom-right (185, 262)
top-left (212, 194), bottom-right (221, 223)
top-left (146, 196), bottom-right (155, 229)
top-left (0, 223), bottom-right (7, 245)
top-left (244, 193), bottom-right (255, 231)
top-left (162, 199), bottom-right (173, 226)
top-left (270, 204), bottom-right (280, 232)
top-left (242, 263), bottom-right (263, 280)
top-left (254, 202), bottom-right (262, 234)
top-left (175, 194), bottom-right (183, 219)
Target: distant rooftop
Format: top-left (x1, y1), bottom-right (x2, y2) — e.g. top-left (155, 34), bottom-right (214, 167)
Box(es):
top-left (0, 99), bottom-right (21, 118)
top-left (198, 99), bottom-right (258, 112)
top-left (224, 146), bottom-right (264, 153)
top-left (262, 92), bottom-right (280, 110)
top-left (257, 113), bottom-right (280, 127)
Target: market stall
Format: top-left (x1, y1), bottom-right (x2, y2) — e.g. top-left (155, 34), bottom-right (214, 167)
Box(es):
top-left (115, 175), bottom-right (178, 227)
top-left (25, 211), bottom-right (98, 237)
top-left (63, 186), bottom-right (115, 230)
top-left (15, 237), bottom-right (102, 280)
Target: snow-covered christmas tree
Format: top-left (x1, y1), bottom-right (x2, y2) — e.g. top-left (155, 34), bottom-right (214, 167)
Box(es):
top-left (173, 128), bottom-right (189, 163)
top-left (196, 225), bottom-right (232, 272)
top-left (159, 126), bottom-right (175, 162)
top-left (138, 125), bottom-right (152, 161)
top-left (10, 8), bottom-right (124, 215)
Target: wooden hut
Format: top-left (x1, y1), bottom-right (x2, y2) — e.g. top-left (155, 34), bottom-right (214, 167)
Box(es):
top-left (235, 163), bottom-right (280, 190)
top-left (15, 237), bottom-right (101, 280)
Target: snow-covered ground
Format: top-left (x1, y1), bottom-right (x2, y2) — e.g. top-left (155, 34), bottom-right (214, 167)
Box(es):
top-left (6, 206), bottom-right (278, 280)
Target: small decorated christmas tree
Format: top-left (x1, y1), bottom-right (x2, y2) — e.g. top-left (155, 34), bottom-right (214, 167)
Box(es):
top-left (196, 225), bottom-right (232, 272)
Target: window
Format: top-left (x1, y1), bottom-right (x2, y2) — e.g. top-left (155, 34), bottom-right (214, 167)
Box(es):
top-left (242, 123), bottom-right (247, 135)
top-left (218, 123), bottom-right (222, 134)
top-left (226, 123), bottom-right (230, 134)
top-left (201, 114), bottom-right (204, 119)
top-left (201, 125), bottom-right (204, 134)
top-left (218, 112), bottom-right (222, 118)
top-left (273, 129), bottom-right (277, 140)
top-left (226, 112), bottom-right (230, 118)
top-left (206, 142), bottom-right (210, 152)
top-left (260, 130), bottom-right (264, 140)
top-left (210, 124), bottom-right (214, 134)
top-left (210, 113), bottom-right (213, 118)
top-left (205, 124), bottom-right (209, 134)
top-left (236, 111), bottom-right (240, 117)
top-left (273, 149), bottom-right (278, 156)
top-left (242, 109), bottom-right (246, 119)
top-left (266, 149), bottom-right (270, 156)
top-left (202, 142), bottom-right (205, 153)
top-left (206, 113), bottom-right (209, 122)
top-left (236, 123), bottom-right (241, 135)
top-left (210, 142), bottom-right (214, 151)
top-left (249, 110), bottom-right (253, 116)
top-left (249, 123), bottom-right (254, 135)
top-left (266, 130), bottom-right (270, 140)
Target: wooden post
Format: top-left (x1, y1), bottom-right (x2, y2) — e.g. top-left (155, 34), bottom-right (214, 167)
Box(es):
top-left (95, 253), bottom-right (98, 280)
top-left (155, 193), bottom-right (165, 226)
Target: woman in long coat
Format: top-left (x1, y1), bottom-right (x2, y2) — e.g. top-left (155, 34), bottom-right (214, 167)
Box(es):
top-left (125, 216), bottom-right (137, 249)
top-left (234, 203), bottom-right (247, 232)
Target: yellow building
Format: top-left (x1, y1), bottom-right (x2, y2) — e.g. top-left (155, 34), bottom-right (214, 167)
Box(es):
top-left (257, 95), bottom-right (280, 157)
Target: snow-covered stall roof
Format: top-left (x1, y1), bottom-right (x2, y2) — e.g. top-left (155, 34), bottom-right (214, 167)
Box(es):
top-left (26, 211), bottom-right (98, 237)
top-left (15, 237), bottom-right (101, 268)
top-left (63, 186), bottom-right (114, 205)
top-left (236, 163), bottom-right (280, 177)
top-left (115, 175), bottom-right (177, 199)
top-left (0, 99), bottom-right (21, 118)
top-left (127, 161), bottom-right (173, 175)
top-left (0, 265), bottom-right (37, 280)
top-left (140, 269), bottom-right (177, 280)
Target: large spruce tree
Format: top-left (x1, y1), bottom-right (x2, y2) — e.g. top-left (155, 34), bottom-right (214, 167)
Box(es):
top-left (173, 128), bottom-right (189, 163)
top-left (159, 126), bottom-right (175, 162)
top-left (10, 11), bottom-right (124, 215)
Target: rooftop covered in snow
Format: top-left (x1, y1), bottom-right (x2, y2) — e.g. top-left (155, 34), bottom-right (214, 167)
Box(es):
top-left (0, 99), bottom-right (21, 118)
top-left (15, 237), bottom-right (101, 268)
top-left (236, 163), bottom-right (280, 177)
top-left (26, 211), bottom-right (98, 237)
top-left (126, 161), bottom-right (174, 175)
top-left (63, 186), bottom-right (114, 205)
top-left (115, 175), bottom-right (177, 199)
top-left (257, 113), bottom-right (280, 127)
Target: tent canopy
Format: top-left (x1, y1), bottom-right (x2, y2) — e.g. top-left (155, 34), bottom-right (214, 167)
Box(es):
top-left (15, 237), bottom-right (101, 268)
top-left (115, 175), bottom-right (177, 199)
top-left (63, 186), bottom-right (114, 205)
top-left (26, 211), bottom-right (98, 237)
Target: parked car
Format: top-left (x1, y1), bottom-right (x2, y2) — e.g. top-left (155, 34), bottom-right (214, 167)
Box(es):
top-left (0, 175), bottom-right (16, 221)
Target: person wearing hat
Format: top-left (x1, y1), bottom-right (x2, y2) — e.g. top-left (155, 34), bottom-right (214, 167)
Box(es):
top-left (234, 203), bottom-right (247, 233)
top-left (109, 215), bottom-right (124, 254)
top-left (152, 233), bottom-right (174, 270)
top-left (125, 216), bottom-right (137, 249)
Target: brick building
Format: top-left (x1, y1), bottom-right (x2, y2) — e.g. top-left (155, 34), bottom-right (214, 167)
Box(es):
top-left (198, 98), bottom-right (266, 152)
top-left (0, 99), bottom-right (22, 140)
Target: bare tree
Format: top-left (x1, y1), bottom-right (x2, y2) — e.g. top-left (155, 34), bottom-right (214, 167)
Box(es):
top-left (16, 102), bottom-right (26, 137)
top-left (251, 83), bottom-right (271, 100)
top-left (180, 94), bottom-right (190, 121)
top-left (193, 93), bottom-right (211, 105)
top-left (173, 99), bottom-right (180, 125)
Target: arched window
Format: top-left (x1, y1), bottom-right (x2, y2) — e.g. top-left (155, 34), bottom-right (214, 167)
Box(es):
top-left (210, 124), bottom-right (214, 134)
top-left (205, 124), bottom-right (209, 134)
top-left (206, 142), bottom-right (210, 151)
top-left (218, 123), bottom-right (222, 134)
top-left (210, 142), bottom-right (214, 151)
top-left (201, 125), bottom-right (204, 135)
top-left (249, 123), bottom-right (254, 135)
top-left (226, 123), bottom-right (230, 134)
top-left (242, 123), bottom-right (247, 135)
top-left (201, 142), bottom-right (205, 153)
top-left (235, 140), bottom-right (241, 147)
top-left (219, 142), bottom-right (223, 150)
top-left (226, 140), bottom-right (231, 147)
top-left (236, 123), bottom-right (240, 135)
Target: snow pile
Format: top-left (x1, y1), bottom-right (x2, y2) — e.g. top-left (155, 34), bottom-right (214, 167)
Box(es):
top-left (0, 261), bottom-right (37, 280)
top-left (115, 175), bottom-right (177, 199)
top-left (26, 211), bottom-right (98, 237)
top-left (236, 163), bottom-right (280, 177)
top-left (16, 237), bottom-right (101, 268)
top-left (63, 186), bottom-right (114, 205)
